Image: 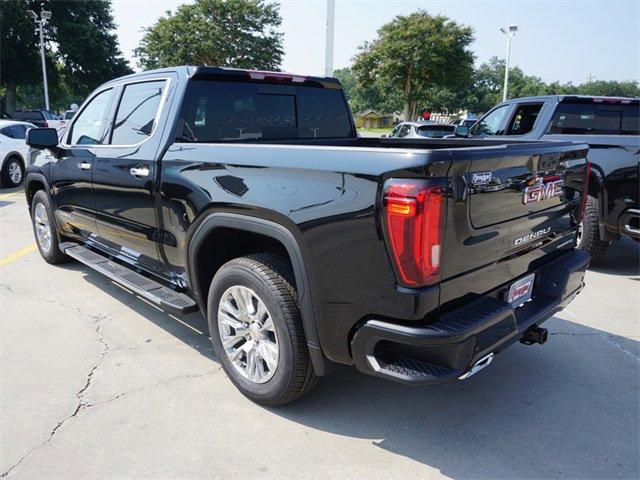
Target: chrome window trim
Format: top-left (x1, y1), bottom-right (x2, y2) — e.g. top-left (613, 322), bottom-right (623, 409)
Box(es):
top-left (61, 77), bottom-right (172, 149)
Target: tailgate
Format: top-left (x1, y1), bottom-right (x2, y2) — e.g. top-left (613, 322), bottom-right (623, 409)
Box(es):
top-left (439, 141), bottom-right (589, 308)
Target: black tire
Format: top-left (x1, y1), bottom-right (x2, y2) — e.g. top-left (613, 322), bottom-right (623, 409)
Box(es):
top-left (30, 190), bottom-right (68, 264)
top-left (1, 156), bottom-right (24, 188)
top-left (207, 253), bottom-right (318, 405)
top-left (577, 195), bottom-right (610, 263)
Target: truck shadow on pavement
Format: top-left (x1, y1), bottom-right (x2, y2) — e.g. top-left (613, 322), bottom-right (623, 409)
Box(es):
top-left (275, 321), bottom-right (639, 479)
top-left (589, 237), bottom-right (640, 277)
top-left (62, 255), bottom-right (639, 480)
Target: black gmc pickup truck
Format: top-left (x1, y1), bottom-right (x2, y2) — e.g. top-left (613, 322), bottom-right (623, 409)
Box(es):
top-left (465, 95), bottom-right (639, 261)
top-left (24, 66), bottom-right (590, 405)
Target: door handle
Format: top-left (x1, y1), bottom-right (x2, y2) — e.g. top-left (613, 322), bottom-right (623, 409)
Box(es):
top-left (78, 162), bottom-right (91, 170)
top-left (129, 166), bottom-right (150, 178)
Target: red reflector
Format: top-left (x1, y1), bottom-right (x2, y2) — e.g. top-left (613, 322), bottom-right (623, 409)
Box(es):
top-left (383, 179), bottom-right (445, 287)
top-left (579, 161), bottom-right (591, 221)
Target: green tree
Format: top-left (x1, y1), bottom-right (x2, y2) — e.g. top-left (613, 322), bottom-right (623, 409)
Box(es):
top-left (333, 66), bottom-right (402, 114)
top-left (135, 0), bottom-right (283, 71)
top-left (0, 0), bottom-right (130, 113)
top-left (352, 11), bottom-right (474, 121)
top-left (464, 57), bottom-right (640, 114)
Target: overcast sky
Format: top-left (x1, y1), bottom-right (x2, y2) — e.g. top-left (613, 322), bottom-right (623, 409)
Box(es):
top-left (112, 0), bottom-right (640, 84)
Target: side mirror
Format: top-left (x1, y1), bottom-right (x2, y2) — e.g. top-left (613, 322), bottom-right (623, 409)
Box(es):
top-left (380, 134), bottom-right (387, 138)
top-left (454, 125), bottom-right (470, 137)
top-left (26, 127), bottom-right (59, 148)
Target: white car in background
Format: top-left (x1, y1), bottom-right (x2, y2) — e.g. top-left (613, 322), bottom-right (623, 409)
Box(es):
top-left (0, 120), bottom-right (34, 188)
top-left (48, 110), bottom-right (77, 131)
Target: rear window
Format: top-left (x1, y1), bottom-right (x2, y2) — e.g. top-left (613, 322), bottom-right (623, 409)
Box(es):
top-left (550, 101), bottom-right (640, 135)
top-left (416, 125), bottom-right (455, 138)
top-left (178, 80), bottom-right (353, 142)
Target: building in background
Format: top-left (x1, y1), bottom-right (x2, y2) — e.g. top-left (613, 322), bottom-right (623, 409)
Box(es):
top-left (354, 110), bottom-right (395, 128)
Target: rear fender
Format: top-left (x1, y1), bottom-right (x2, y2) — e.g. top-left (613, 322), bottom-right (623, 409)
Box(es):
top-left (186, 212), bottom-right (326, 375)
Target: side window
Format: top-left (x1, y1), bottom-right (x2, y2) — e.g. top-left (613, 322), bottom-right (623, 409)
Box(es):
top-left (550, 102), bottom-right (639, 135)
top-left (111, 80), bottom-right (166, 145)
top-left (69, 89), bottom-right (114, 145)
top-left (506, 103), bottom-right (543, 135)
top-left (10, 125), bottom-right (28, 139)
top-left (471, 105), bottom-right (510, 136)
top-left (397, 124), bottom-right (411, 138)
top-left (621, 105), bottom-right (639, 135)
top-left (0, 126), bottom-right (15, 138)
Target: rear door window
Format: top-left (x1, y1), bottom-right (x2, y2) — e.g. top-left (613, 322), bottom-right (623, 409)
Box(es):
top-left (179, 80), bottom-right (352, 142)
top-left (9, 125), bottom-right (28, 139)
top-left (549, 102), bottom-right (640, 135)
top-left (111, 80), bottom-right (166, 145)
top-left (506, 103), bottom-right (543, 135)
top-left (0, 126), bottom-right (14, 138)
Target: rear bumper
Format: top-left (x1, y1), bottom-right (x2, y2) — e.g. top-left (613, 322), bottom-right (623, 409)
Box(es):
top-left (350, 249), bottom-right (590, 384)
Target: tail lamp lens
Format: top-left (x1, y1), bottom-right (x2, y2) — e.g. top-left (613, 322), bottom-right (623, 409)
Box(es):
top-left (382, 179), bottom-right (445, 287)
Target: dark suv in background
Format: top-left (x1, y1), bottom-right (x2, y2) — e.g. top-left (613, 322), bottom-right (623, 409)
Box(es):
top-left (12, 109), bottom-right (58, 128)
top-left (468, 95), bottom-right (639, 261)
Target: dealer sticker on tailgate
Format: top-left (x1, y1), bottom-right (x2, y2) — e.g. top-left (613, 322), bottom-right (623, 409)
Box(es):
top-left (507, 273), bottom-right (535, 308)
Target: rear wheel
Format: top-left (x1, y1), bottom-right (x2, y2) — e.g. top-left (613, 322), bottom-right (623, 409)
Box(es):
top-left (31, 190), bottom-right (67, 264)
top-left (207, 253), bottom-right (318, 405)
top-left (576, 195), bottom-right (610, 263)
top-left (1, 156), bottom-right (24, 188)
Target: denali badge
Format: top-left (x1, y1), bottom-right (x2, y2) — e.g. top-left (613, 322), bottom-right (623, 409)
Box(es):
top-left (522, 177), bottom-right (564, 205)
top-left (514, 227), bottom-right (551, 246)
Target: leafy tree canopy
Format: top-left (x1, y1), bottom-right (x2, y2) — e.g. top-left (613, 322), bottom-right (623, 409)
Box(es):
top-left (135, 0), bottom-right (283, 71)
top-left (1, 0), bottom-right (131, 113)
top-left (465, 57), bottom-right (640, 114)
top-left (352, 11), bottom-right (475, 121)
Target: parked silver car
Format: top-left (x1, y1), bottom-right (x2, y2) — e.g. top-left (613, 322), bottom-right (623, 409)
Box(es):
top-left (386, 121), bottom-right (457, 139)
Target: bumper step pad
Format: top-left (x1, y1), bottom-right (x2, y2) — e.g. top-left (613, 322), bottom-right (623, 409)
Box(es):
top-left (60, 242), bottom-right (197, 314)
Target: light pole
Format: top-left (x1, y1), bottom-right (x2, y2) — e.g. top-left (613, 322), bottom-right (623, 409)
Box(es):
top-left (26, 9), bottom-right (52, 111)
top-left (324, 0), bottom-right (335, 77)
top-left (500, 24), bottom-right (518, 102)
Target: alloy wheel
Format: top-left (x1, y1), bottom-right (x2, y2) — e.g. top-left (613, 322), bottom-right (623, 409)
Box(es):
top-left (34, 203), bottom-right (52, 253)
top-left (217, 285), bottom-right (279, 384)
top-left (8, 161), bottom-right (22, 186)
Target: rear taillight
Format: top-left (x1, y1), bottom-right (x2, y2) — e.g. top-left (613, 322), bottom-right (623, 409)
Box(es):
top-left (44, 121), bottom-right (49, 128)
top-left (578, 161), bottom-right (591, 221)
top-left (382, 179), bottom-right (445, 287)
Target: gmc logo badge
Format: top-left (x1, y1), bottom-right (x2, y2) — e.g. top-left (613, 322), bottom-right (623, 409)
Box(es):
top-left (522, 178), bottom-right (564, 205)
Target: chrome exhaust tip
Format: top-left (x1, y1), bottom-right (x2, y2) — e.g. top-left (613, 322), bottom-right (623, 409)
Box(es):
top-left (459, 353), bottom-right (494, 380)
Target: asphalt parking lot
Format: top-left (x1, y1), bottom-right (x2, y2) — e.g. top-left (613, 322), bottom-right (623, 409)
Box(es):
top-left (1, 186), bottom-right (638, 479)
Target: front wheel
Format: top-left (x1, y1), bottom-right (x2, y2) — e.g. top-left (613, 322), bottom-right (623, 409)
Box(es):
top-left (1, 156), bottom-right (24, 188)
top-left (31, 190), bottom-right (67, 264)
top-left (207, 253), bottom-right (318, 405)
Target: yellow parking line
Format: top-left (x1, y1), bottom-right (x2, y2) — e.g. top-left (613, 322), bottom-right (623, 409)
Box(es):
top-left (0, 191), bottom-right (24, 200)
top-left (0, 243), bottom-right (37, 268)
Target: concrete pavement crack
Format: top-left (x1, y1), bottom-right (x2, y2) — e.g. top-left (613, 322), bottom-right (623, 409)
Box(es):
top-left (1, 312), bottom-right (112, 478)
top-left (550, 331), bottom-right (639, 362)
top-left (84, 368), bottom-right (221, 409)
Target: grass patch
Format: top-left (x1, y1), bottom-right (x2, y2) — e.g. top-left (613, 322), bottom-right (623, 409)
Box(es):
top-left (358, 127), bottom-right (393, 134)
